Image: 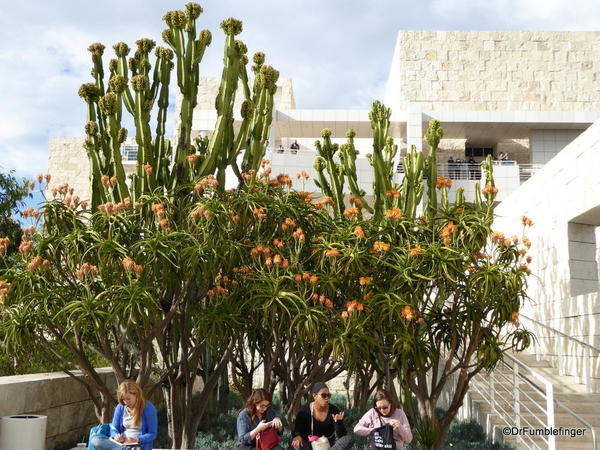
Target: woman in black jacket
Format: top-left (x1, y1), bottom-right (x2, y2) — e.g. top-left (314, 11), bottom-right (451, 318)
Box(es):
top-left (291, 383), bottom-right (354, 450)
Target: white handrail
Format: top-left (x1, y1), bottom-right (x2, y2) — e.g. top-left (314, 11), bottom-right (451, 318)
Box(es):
top-left (471, 352), bottom-right (597, 450)
top-left (520, 314), bottom-right (600, 392)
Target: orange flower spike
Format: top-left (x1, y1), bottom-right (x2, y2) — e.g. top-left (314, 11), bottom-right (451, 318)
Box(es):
top-left (294, 274), bottom-right (302, 282)
top-left (133, 265), bottom-right (143, 276)
top-left (282, 259), bottom-right (290, 269)
top-left (302, 272), bottom-right (310, 281)
top-left (343, 207), bottom-right (359, 219)
top-left (324, 299), bottom-right (334, 309)
top-left (523, 237), bottom-right (532, 248)
top-left (265, 257), bottom-right (273, 267)
top-left (122, 257), bottom-right (135, 272)
top-left (521, 216), bottom-right (534, 227)
top-left (372, 241), bottom-right (390, 252)
top-left (409, 247), bottom-right (423, 258)
top-left (341, 311), bottom-right (349, 320)
top-left (400, 305), bottom-right (416, 321)
top-left (273, 239), bottom-right (285, 249)
top-left (353, 226), bottom-right (365, 238)
top-left (417, 317), bottom-right (425, 324)
top-left (386, 208), bottom-right (402, 221)
top-left (309, 275), bottom-right (318, 285)
top-left (273, 254), bottom-right (283, 265)
top-left (325, 248), bottom-right (341, 257)
top-left (359, 277), bottom-right (371, 286)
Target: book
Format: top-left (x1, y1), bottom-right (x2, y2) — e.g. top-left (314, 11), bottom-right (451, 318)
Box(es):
top-left (108, 437), bottom-right (140, 447)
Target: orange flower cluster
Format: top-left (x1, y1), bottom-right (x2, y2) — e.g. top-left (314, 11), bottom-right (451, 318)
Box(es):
top-left (27, 256), bottom-right (49, 273)
top-left (50, 182), bottom-right (73, 198)
top-left (186, 154), bottom-right (199, 165)
top-left (250, 244), bottom-right (272, 258)
top-left (0, 237), bottom-right (9, 255)
top-left (353, 226), bottom-right (365, 238)
top-left (273, 239), bottom-right (285, 249)
top-left (400, 305), bottom-right (416, 321)
top-left (520, 264), bottom-right (531, 274)
top-left (75, 262), bottom-right (98, 280)
top-left (28, 181), bottom-right (36, 191)
top-left (346, 300), bottom-right (364, 312)
top-left (297, 192), bottom-right (313, 203)
top-left (325, 248), bottom-right (341, 257)
top-left (241, 169), bottom-right (257, 181)
top-left (435, 176), bottom-right (452, 189)
top-left (151, 203), bottom-right (166, 218)
top-left (276, 174), bottom-right (292, 187)
top-left (190, 206), bottom-right (212, 220)
top-left (98, 198), bottom-right (131, 215)
top-left (21, 207), bottom-right (40, 219)
top-left (372, 241), bottom-right (389, 252)
top-left (311, 293), bottom-right (333, 309)
top-left (200, 175), bottom-right (219, 190)
top-left (386, 208), bottom-right (402, 221)
top-left (292, 227), bottom-right (305, 242)
top-left (296, 170), bottom-right (310, 179)
top-left (122, 257), bottom-right (143, 275)
top-left (385, 188), bottom-right (400, 198)
top-left (261, 159), bottom-right (271, 167)
top-left (252, 207), bottom-right (267, 220)
top-left (282, 218), bottom-right (296, 230)
top-left (314, 196), bottom-right (334, 209)
top-left (359, 276), bottom-right (371, 286)
top-left (343, 207), bottom-right (359, 219)
top-left (409, 247), bottom-right (424, 257)
top-left (144, 164), bottom-right (153, 175)
top-left (294, 272), bottom-right (319, 285)
top-left (490, 231), bottom-right (505, 245)
top-left (207, 285), bottom-right (229, 298)
top-left (510, 311), bottom-right (520, 327)
top-left (439, 222), bottom-right (457, 245)
top-left (233, 266), bottom-right (252, 275)
top-left (270, 254), bottom-right (289, 268)
top-left (526, 255), bottom-right (532, 263)
top-left (34, 173), bottom-right (51, 185)
top-left (0, 280), bottom-right (12, 304)
top-left (19, 239), bottom-right (33, 256)
top-left (349, 196), bottom-right (362, 207)
top-left (62, 194), bottom-right (85, 210)
top-left (522, 237), bottom-right (532, 248)
top-left (521, 216), bottom-right (533, 227)
top-left (481, 184), bottom-right (499, 195)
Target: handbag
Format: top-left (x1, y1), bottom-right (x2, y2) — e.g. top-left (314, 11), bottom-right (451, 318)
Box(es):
top-left (256, 426), bottom-right (281, 450)
top-left (369, 416), bottom-right (397, 450)
top-left (309, 404), bottom-right (332, 450)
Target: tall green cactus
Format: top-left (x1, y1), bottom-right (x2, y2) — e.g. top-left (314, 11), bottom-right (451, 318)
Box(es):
top-left (424, 119), bottom-right (443, 222)
top-left (313, 129), bottom-right (345, 217)
top-left (340, 130), bottom-right (373, 214)
top-left (78, 2), bottom-right (280, 210)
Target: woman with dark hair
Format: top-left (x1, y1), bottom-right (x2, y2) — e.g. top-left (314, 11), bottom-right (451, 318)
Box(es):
top-left (354, 390), bottom-right (412, 449)
top-left (291, 383), bottom-right (354, 450)
top-left (236, 388), bottom-right (284, 449)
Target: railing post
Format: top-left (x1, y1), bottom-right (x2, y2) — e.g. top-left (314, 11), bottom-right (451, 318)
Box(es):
top-left (513, 362), bottom-right (520, 428)
top-left (546, 381), bottom-right (556, 450)
top-left (490, 371), bottom-right (495, 414)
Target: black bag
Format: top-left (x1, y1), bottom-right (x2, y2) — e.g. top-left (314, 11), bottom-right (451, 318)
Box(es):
top-left (369, 417), bottom-right (396, 450)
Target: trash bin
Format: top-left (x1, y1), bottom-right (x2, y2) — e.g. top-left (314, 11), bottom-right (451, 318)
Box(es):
top-left (0, 415), bottom-right (47, 450)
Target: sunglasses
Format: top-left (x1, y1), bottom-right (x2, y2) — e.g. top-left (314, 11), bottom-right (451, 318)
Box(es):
top-left (318, 393), bottom-right (332, 399)
top-left (375, 405), bottom-right (390, 411)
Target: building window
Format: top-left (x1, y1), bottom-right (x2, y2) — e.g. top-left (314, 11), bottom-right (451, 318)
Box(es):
top-left (121, 145), bottom-right (138, 161)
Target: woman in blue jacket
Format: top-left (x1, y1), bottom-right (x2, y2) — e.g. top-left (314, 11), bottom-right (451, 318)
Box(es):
top-left (90, 380), bottom-right (157, 450)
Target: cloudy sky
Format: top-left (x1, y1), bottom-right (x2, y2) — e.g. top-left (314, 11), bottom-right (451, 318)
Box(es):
top-left (1, 0), bottom-right (599, 182)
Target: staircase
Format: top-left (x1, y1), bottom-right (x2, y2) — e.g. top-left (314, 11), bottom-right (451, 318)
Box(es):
top-left (463, 315), bottom-right (600, 450)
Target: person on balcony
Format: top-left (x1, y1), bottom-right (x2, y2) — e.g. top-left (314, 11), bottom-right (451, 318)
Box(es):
top-left (353, 389), bottom-right (413, 450)
top-left (90, 380), bottom-right (157, 450)
top-left (290, 140), bottom-right (300, 154)
top-left (291, 383), bottom-right (354, 450)
top-left (237, 388), bottom-right (284, 450)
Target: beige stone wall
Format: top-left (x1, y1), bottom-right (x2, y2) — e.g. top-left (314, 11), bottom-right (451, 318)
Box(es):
top-left (0, 369), bottom-right (116, 450)
top-left (388, 30), bottom-right (600, 112)
top-left (48, 138), bottom-right (91, 202)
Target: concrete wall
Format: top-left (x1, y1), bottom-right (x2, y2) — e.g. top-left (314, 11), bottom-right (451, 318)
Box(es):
top-left (0, 369), bottom-right (116, 450)
top-left (385, 30), bottom-right (600, 112)
top-left (495, 118), bottom-right (600, 387)
top-left (530, 129), bottom-right (585, 165)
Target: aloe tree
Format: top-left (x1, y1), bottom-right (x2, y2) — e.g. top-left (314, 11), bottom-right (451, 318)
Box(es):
top-left (311, 104), bottom-right (534, 450)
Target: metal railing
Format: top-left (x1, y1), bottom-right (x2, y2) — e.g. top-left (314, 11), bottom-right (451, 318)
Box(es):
top-left (395, 161), bottom-right (544, 183)
top-left (520, 314), bottom-right (600, 392)
top-left (470, 352), bottom-right (597, 450)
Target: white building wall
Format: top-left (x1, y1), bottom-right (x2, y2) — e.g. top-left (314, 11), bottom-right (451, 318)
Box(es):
top-left (495, 119), bottom-right (600, 388)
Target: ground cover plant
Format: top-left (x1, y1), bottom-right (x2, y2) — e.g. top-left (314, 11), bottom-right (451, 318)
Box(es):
top-left (0, 3), bottom-right (534, 449)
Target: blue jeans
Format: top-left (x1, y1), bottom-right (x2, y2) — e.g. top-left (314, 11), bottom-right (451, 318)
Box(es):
top-left (90, 436), bottom-right (140, 450)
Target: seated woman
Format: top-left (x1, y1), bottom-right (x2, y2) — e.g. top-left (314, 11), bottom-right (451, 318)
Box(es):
top-left (237, 388), bottom-right (284, 450)
top-left (353, 390), bottom-right (412, 450)
top-left (291, 383), bottom-right (354, 450)
top-left (90, 380), bottom-right (157, 450)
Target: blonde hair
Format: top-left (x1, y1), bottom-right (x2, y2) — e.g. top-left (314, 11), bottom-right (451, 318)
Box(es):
top-left (117, 380), bottom-right (146, 427)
